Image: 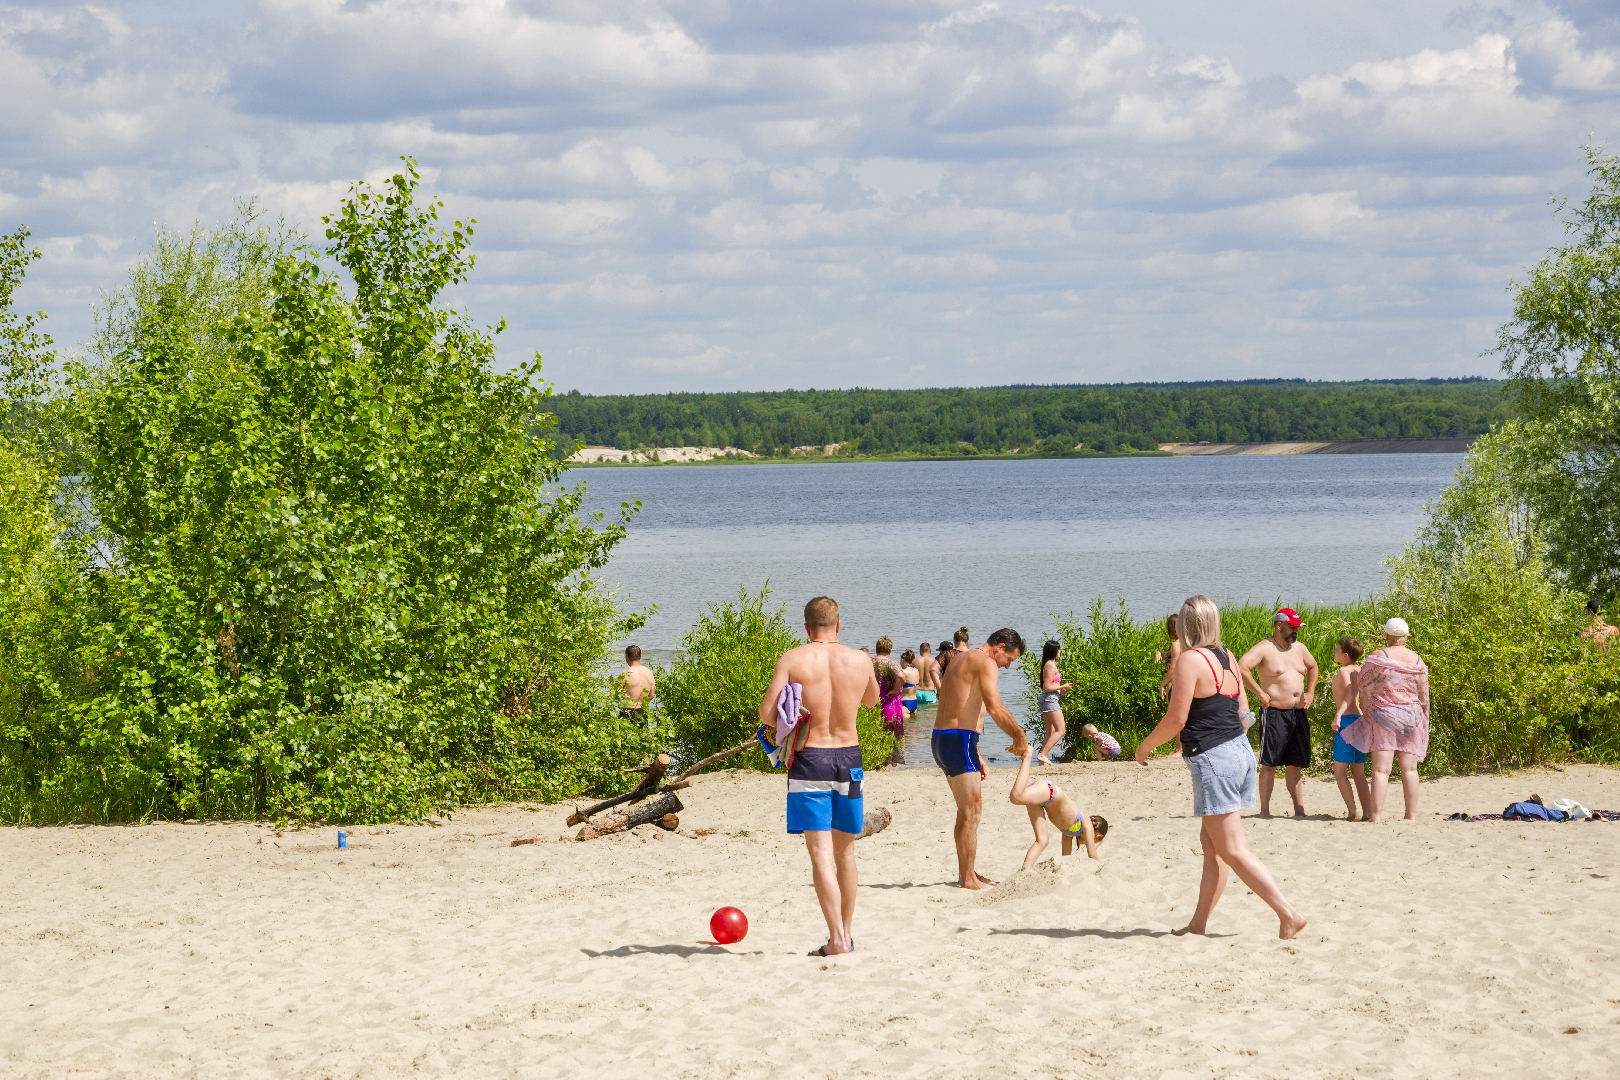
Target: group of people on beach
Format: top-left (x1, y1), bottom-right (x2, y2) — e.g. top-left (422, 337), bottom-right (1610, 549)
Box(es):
top-left (749, 592), bottom-right (1433, 958)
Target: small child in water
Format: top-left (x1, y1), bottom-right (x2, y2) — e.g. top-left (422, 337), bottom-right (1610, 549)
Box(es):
top-left (1010, 745), bottom-right (1107, 867)
top-left (1081, 723), bottom-right (1122, 760)
top-left (1330, 636), bottom-right (1372, 821)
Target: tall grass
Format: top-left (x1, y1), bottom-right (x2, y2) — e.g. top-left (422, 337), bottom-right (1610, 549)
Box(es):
top-left (1022, 583), bottom-right (1620, 773)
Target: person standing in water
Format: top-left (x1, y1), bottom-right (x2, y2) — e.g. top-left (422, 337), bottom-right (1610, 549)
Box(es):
top-left (915, 642), bottom-right (941, 706)
top-left (1036, 639), bottom-right (1074, 765)
top-left (932, 628), bottom-right (1030, 890)
top-left (900, 649), bottom-right (921, 717)
top-left (1136, 595), bottom-right (1306, 940)
top-left (1238, 608), bottom-right (1319, 818)
top-left (758, 596), bottom-right (881, 957)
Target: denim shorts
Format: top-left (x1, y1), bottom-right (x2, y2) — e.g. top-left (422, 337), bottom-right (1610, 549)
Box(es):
top-left (1185, 735), bottom-right (1258, 817)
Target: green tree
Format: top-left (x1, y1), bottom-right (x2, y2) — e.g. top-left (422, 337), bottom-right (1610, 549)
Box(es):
top-left (1496, 144), bottom-right (1620, 600)
top-left (1379, 434), bottom-right (1605, 770)
top-left (3, 162), bottom-right (656, 823)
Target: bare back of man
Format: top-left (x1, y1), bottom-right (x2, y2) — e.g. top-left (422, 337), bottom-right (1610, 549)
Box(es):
top-left (759, 597), bottom-right (879, 956)
top-left (931, 629), bottom-right (1030, 890)
top-left (1238, 611), bottom-right (1320, 818)
top-left (619, 646), bottom-right (655, 718)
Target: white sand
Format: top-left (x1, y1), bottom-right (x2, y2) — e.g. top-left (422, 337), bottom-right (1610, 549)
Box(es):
top-left (4, 762), bottom-right (1619, 1078)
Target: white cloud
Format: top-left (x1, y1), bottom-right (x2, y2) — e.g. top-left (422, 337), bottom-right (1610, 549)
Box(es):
top-left (1, 0), bottom-right (1617, 391)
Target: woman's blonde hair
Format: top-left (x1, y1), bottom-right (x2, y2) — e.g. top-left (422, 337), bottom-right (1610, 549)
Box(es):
top-left (1176, 595), bottom-right (1222, 651)
top-left (876, 636), bottom-right (893, 654)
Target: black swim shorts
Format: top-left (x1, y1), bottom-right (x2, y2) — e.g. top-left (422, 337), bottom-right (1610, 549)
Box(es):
top-left (1258, 707), bottom-right (1312, 769)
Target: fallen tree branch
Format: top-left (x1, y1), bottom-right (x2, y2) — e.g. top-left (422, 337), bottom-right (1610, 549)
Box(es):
top-left (576, 792), bottom-right (684, 840)
top-left (566, 739), bottom-right (758, 826)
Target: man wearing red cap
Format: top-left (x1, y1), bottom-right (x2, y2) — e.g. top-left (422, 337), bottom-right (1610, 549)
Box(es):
top-left (1238, 608), bottom-right (1320, 817)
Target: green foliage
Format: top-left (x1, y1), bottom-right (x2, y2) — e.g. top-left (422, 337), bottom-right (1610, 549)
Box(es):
top-left (660, 585), bottom-right (798, 773)
top-left (1380, 433), bottom-right (1611, 770)
top-left (1496, 144), bottom-right (1620, 601)
top-left (551, 379), bottom-right (1507, 459)
top-left (0, 225), bottom-right (54, 422)
top-left (1021, 598), bottom-right (1366, 762)
top-left (660, 584), bottom-right (896, 774)
top-left (1, 162), bottom-right (657, 823)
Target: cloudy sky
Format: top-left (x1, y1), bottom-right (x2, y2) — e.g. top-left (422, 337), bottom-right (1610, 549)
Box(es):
top-left (3, 1), bottom-right (1617, 393)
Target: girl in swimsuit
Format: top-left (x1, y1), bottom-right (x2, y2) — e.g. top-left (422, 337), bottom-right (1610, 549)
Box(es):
top-left (1036, 640), bottom-right (1074, 765)
top-left (1010, 744), bottom-right (1105, 868)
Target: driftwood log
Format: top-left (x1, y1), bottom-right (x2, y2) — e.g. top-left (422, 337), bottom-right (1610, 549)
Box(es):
top-left (566, 739), bottom-right (756, 830)
top-left (575, 792), bottom-right (684, 840)
top-left (860, 806), bottom-right (892, 838)
top-left (561, 737), bottom-right (891, 843)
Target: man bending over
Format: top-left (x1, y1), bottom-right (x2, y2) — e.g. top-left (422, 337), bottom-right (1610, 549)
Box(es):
top-left (932, 628), bottom-right (1030, 889)
top-left (758, 596), bottom-right (880, 956)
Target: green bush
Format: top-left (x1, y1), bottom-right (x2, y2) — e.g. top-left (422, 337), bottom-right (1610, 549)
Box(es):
top-left (660, 584), bottom-right (896, 774)
top-left (1378, 433), bottom-right (1612, 771)
top-left (0, 164), bottom-right (658, 823)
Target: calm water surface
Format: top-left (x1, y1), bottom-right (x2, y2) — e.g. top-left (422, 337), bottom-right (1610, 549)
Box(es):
top-left (577, 454), bottom-right (1462, 767)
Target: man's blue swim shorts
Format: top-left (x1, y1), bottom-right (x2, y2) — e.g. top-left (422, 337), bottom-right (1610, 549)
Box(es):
top-left (786, 745), bottom-right (865, 834)
top-left (931, 728), bottom-right (984, 777)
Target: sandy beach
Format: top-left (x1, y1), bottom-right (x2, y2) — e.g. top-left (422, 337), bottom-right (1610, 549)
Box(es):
top-left (4, 762), bottom-right (1618, 1079)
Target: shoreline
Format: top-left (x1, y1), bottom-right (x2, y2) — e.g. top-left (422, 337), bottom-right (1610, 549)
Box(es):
top-left (563, 437), bottom-right (1473, 468)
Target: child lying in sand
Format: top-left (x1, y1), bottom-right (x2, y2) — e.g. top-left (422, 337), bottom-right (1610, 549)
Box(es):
top-left (1010, 745), bottom-right (1107, 868)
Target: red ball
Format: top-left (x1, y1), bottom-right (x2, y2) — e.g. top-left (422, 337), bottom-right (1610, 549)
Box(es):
top-left (710, 906), bottom-right (748, 944)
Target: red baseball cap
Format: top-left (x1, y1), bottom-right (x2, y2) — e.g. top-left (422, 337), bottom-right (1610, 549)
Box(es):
top-left (1274, 608), bottom-right (1305, 628)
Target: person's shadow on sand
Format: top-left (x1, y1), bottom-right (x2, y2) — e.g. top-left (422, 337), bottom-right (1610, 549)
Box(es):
top-left (582, 944), bottom-right (763, 958)
top-left (989, 927), bottom-right (1230, 940)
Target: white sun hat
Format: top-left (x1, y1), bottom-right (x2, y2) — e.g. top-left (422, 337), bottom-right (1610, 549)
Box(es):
top-left (1383, 617), bottom-right (1410, 637)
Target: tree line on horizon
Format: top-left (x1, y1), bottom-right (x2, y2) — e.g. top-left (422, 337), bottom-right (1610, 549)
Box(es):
top-left (549, 379), bottom-right (1509, 457)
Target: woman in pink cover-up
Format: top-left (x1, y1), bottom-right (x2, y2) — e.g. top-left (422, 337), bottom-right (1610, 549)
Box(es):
top-left (1346, 617), bottom-right (1430, 822)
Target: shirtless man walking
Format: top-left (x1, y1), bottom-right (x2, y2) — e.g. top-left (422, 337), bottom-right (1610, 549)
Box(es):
top-left (758, 596), bottom-right (880, 956)
top-left (931, 628), bottom-right (1030, 889)
top-left (1238, 609), bottom-right (1320, 818)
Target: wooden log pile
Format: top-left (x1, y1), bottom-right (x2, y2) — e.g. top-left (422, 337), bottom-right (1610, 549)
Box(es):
top-left (565, 739), bottom-right (755, 841)
top-left (551, 739), bottom-right (895, 842)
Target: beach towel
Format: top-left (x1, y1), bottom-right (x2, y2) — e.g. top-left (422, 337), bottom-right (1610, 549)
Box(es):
top-left (1503, 801), bottom-right (1567, 821)
top-left (758, 682), bottom-right (811, 770)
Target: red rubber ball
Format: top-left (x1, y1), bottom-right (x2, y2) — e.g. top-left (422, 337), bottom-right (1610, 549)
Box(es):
top-left (710, 906), bottom-right (748, 944)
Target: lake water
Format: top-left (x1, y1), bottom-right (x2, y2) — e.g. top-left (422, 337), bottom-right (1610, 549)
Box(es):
top-left (576, 454), bottom-right (1463, 767)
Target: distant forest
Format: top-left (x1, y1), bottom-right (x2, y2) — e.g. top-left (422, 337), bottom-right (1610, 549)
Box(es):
top-left (549, 378), bottom-right (1508, 457)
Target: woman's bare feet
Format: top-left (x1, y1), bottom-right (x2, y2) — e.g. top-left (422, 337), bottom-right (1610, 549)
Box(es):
top-left (1278, 912), bottom-right (1307, 940)
top-left (809, 939), bottom-right (852, 956)
top-left (1171, 923), bottom-right (1207, 937)
top-left (1036, 756), bottom-right (1050, 766)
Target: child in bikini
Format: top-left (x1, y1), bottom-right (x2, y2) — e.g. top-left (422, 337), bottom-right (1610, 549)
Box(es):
top-left (1010, 745), bottom-right (1107, 868)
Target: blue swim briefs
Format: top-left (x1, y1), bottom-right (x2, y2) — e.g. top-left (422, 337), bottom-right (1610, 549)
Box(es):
top-left (1332, 716), bottom-right (1367, 765)
top-left (931, 729), bottom-right (984, 778)
top-left (903, 699), bottom-right (920, 715)
top-left (786, 745), bottom-right (865, 834)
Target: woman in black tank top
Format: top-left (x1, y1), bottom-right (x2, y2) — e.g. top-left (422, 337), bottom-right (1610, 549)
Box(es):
top-left (1133, 595), bottom-right (1307, 940)
top-left (1180, 645), bottom-right (1247, 757)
